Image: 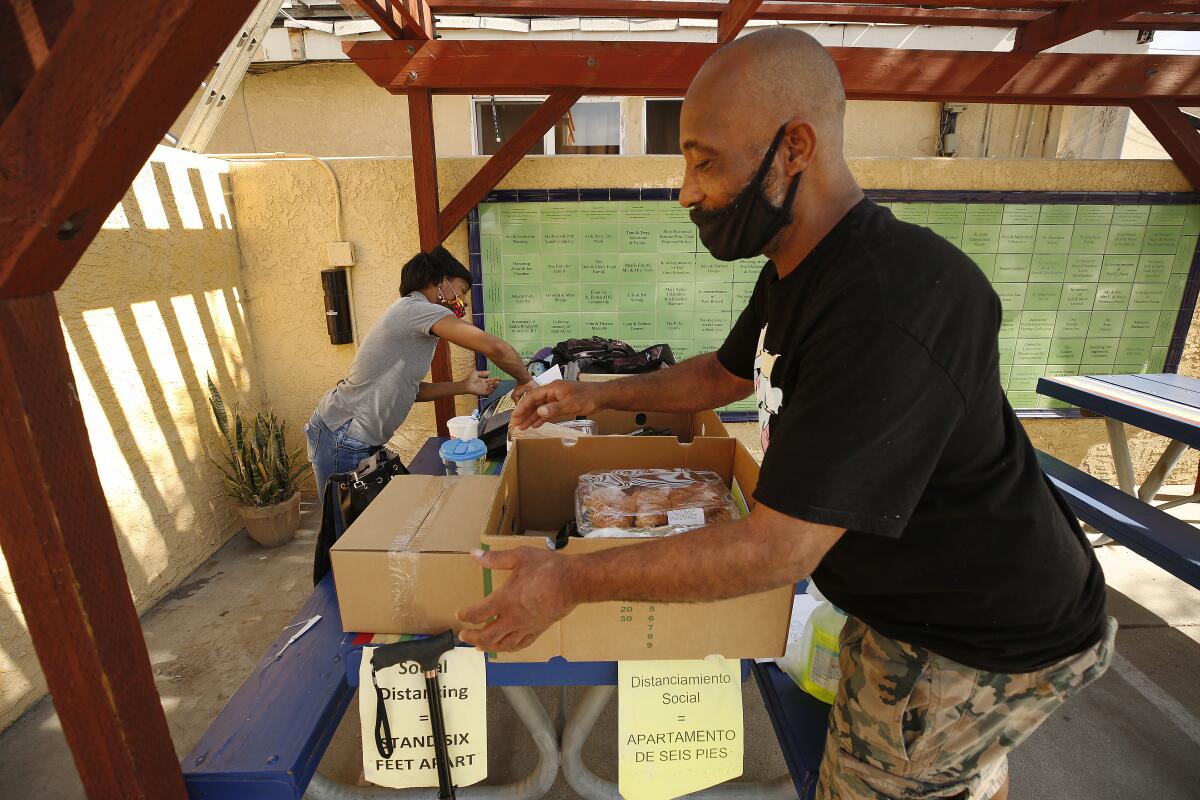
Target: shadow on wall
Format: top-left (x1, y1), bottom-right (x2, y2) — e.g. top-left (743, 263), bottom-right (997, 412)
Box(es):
top-left (0, 148), bottom-right (276, 731)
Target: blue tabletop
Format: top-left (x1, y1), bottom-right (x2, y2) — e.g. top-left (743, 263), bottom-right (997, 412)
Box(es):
top-left (1037, 373), bottom-right (1200, 448)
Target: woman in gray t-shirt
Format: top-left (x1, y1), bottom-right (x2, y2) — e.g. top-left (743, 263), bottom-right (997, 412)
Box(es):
top-left (306, 248), bottom-right (533, 500)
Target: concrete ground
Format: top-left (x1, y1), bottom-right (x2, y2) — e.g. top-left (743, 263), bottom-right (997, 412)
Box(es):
top-left (2, 493), bottom-right (1200, 799)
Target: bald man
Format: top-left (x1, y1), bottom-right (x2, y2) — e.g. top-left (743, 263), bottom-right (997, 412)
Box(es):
top-left (459, 28), bottom-right (1113, 800)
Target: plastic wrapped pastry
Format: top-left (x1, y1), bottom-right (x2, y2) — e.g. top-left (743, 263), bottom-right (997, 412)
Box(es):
top-left (576, 468), bottom-right (736, 538)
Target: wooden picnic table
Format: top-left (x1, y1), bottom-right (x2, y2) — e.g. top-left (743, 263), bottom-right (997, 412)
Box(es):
top-left (1037, 374), bottom-right (1200, 538)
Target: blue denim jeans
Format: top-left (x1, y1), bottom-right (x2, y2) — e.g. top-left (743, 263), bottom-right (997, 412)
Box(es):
top-left (305, 412), bottom-right (378, 506)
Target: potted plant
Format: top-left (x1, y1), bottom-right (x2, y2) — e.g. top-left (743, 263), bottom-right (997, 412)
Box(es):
top-left (208, 377), bottom-right (311, 547)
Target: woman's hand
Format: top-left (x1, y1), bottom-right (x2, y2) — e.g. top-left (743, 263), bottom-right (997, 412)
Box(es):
top-left (511, 380), bottom-right (536, 402)
top-left (459, 370), bottom-right (500, 397)
top-left (512, 380), bottom-right (603, 429)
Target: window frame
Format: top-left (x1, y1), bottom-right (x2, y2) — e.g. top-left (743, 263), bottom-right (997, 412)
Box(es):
top-left (642, 97), bottom-right (685, 156)
top-left (471, 95), bottom-right (627, 156)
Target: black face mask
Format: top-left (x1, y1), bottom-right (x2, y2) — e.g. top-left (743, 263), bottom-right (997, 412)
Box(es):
top-left (689, 124), bottom-right (801, 262)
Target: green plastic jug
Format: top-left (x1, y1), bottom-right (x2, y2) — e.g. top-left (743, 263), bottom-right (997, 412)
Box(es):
top-left (785, 600), bottom-right (847, 704)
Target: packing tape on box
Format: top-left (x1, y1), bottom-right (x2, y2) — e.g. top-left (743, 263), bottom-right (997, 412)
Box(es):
top-left (386, 478), bottom-right (460, 614)
top-left (388, 550), bottom-right (417, 617)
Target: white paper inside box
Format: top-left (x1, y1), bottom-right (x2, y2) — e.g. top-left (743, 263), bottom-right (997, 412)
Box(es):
top-left (329, 475), bottom-right (500, 635)
top-left (480, 437), bottom-right (794, 663)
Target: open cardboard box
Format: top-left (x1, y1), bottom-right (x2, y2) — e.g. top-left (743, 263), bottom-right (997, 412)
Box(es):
top-left (584, 408), bottom-right (727, 440)
top-left (330, 436), bottom-right (792, 662)
top-left (485, 436), bottom-right (792, 662)
top-left (570, 373), bottom-right (729, 440)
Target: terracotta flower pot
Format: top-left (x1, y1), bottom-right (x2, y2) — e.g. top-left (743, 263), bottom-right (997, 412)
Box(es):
top-left (236, 492), bottom-right (301, 548)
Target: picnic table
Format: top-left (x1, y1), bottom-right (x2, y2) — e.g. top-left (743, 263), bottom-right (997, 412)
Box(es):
top-left (1036, 374), bottom-right (1200, 582)
top-left (1037, 373), bottom-right (1200, 517)
top-left (184, 435), bottom-right (818, 799)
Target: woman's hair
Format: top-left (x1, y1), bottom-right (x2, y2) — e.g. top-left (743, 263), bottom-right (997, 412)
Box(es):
top-left (399, 246), bottom-right (472, 295)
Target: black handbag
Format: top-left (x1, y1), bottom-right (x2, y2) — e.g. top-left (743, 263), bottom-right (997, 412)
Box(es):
top-left (551, 336), bottom-right (675, 374)
top-left (312, 447), bottom-right (409, 585)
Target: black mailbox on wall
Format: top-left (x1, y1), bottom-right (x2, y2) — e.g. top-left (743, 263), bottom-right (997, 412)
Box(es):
top-left (321, 268), bottom-right (354, 345)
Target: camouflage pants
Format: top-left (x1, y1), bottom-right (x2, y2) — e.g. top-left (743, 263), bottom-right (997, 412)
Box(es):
top-left (817, 616), bottom-right (1116, 800)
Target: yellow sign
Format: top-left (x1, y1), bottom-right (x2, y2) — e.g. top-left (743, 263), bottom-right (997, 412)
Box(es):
top-left (358, 646), bottom-right (488, 789)
top-left (618, 657), bottom-right (744, 800)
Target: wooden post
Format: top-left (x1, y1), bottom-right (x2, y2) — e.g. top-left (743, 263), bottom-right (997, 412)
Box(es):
top-left (408, 89), bottom-right (455, 436)
top-left (0, 293), bottom-right (187, 799)
top-left (0, 2), bottom-right (257, 795)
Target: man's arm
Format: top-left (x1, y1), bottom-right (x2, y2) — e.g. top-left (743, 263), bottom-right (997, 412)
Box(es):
top-left (431, 316), bottom-right (534, 386)
top-left (457, 502), bottom-right (844, 652)
top-left (512, 352), bottom-right (752, 429)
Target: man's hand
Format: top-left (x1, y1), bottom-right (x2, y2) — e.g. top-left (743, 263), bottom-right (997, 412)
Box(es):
top-left (459, 370), bottom-right (500, 397)
top-left (512, 380), bottom-right (604, 430)
top-left (458, 547), bottom-right (577, 652)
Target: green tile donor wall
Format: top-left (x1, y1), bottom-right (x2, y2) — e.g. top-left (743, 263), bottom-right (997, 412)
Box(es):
top-left (473, 195), bottom-right (1200, 412)
top-left (475, 198), bottom-right (767, 413)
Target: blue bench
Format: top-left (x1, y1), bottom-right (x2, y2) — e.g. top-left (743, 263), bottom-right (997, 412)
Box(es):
top-left (753, 663), bottom-right (828, 800)
top-left (182, 574), bottom-right (353, 800)
top-left (1038, 450), bottom-right (1200, 588)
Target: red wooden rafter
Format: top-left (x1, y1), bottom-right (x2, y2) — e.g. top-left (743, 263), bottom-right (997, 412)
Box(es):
top-left (0, 1), bottom-right (260, 298)
top-left (424, 0), bottom-right (1200, 29)
top-left (439, 88), bottom-right (583, 240)
top-left (967, 0), bottom-right (1158, 94)
top-left (347, 40), bottom-right (1200, 103)
top-left (355, 0), bottom-right (434, 40)
top-left (1131, 100), bottom-right (1200, 188)
top-left (718, 0), bottom-right (767, 43)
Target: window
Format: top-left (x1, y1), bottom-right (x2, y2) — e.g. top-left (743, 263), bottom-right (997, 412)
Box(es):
top-left (556, 102), bottom-right (620, 154)
top-left (475, 100), bottom-right (545, 156)
top-left (473, 98), bottom-right (622, 155)
top-left (645, 99), bottom-right (683, 155)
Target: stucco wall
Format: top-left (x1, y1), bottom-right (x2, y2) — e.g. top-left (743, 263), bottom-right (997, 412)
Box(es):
top-left (228, 155), bottom-right (1200, 488)
top-left (0, 148), bottom-right (266, 731)
top-left (174, 63), bottom-right (473, 158)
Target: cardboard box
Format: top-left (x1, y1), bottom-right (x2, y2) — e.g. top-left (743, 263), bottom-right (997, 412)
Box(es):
top-left (584, 408), bottom-right (728, 441)
top-left (330, 436), bottom-right (792, 663)
top-left (481, 436), bottom-right (792, 662)
top-left (330, 475), bottom-right (498, 635)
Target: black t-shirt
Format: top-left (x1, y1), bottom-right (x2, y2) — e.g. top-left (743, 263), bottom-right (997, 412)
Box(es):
top-left (717, 198), bottom-right (1107, 673)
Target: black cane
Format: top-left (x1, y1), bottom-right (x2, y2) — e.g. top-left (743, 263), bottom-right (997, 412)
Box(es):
top-left (370, 630), bottom-right (458, 799)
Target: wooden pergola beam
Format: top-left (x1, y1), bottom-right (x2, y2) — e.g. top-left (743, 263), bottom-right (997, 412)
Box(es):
top-left (424, 0), bottom-right (1200, 29)
top-left (0, 1), bottom-right (259, 796)
top-left (1018, 0), bottom-right (1159, 50)
top-left (347, 40), bottom-right (1200, 103)
top-left (439, 88), bottom-right (583, 240)
top-left (355, 0), bottom-right (434, 40)
top-left (1131, 100), bottom-right (1200, 188)
top-left (0, 0), bottom-right (260, 297)
top-left (968, 0), bottom-right (1157, 93)
top-left (718, 0), bottom-right (767, 43)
